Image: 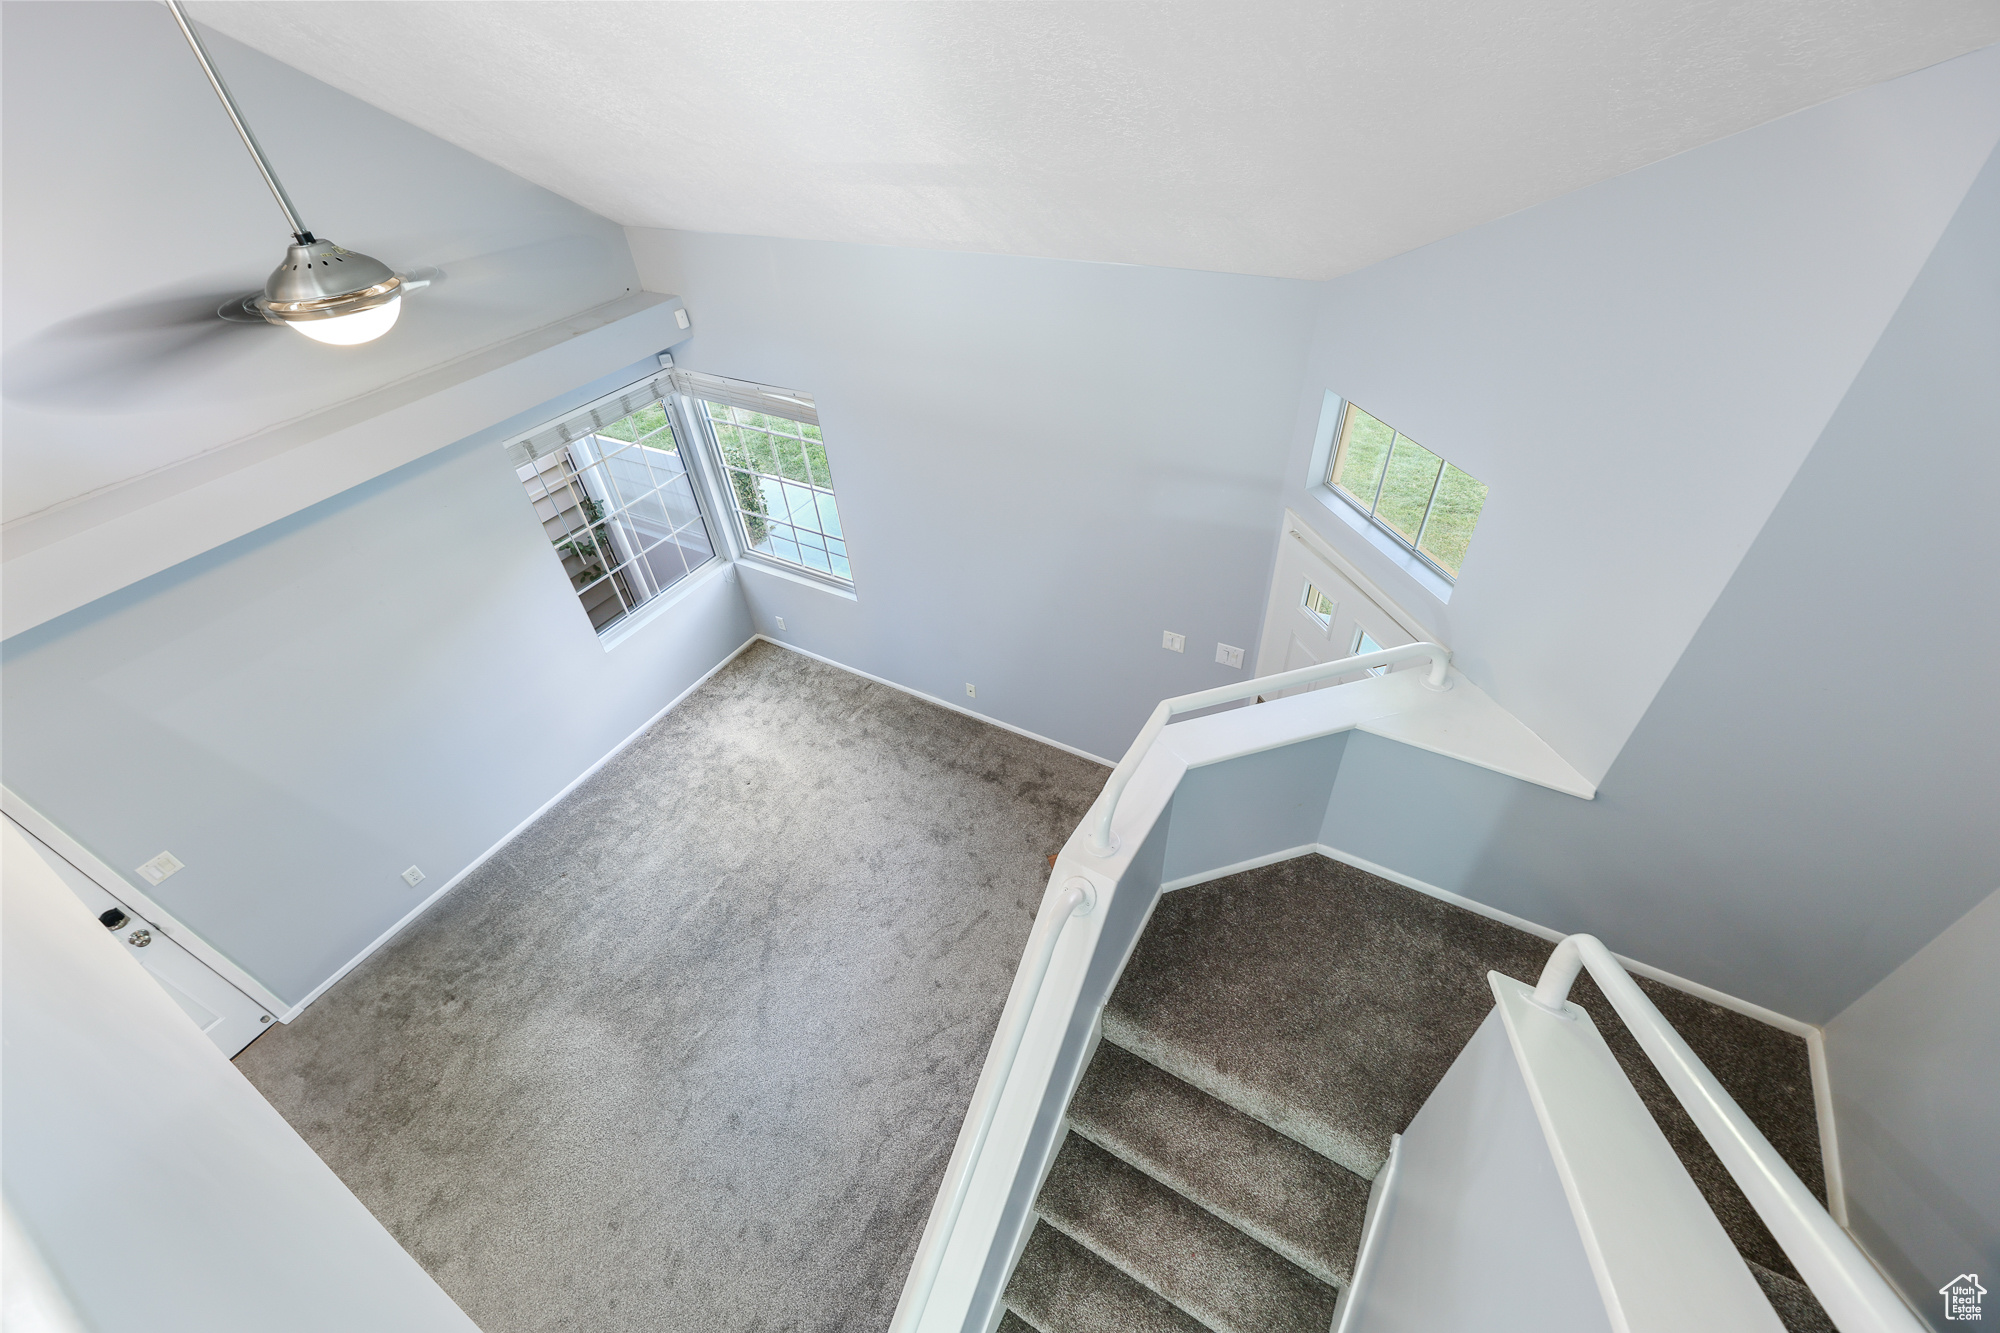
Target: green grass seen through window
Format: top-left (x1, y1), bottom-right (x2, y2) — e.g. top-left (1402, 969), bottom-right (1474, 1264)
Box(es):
top-left (1325, 401), bottom-right (1487, 578)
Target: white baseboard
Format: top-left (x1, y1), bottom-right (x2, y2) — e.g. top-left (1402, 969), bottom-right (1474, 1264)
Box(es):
top-left (278, 634), bottom-right (762, 1022)
top-left (752, 636), bottom-right (1114, 767)
top-left (1159, 841), bottom-right (1846, 1221)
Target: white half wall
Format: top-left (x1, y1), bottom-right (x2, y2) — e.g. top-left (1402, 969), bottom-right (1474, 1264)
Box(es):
top-left (1, 819), bottom-right (481, 1333)
top-left (1824, 884), bottom-right (2000, 1328)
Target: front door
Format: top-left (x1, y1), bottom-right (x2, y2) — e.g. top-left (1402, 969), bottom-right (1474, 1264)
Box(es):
top-left (1255, 513), bottom-right (1433, 698)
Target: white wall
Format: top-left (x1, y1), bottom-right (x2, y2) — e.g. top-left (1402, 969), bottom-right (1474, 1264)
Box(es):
top-left (0, 819), bottom-right (482, 1333)
top-left (0, 356), bottom-right (754, 1007)
top-left (1825, 884), bottom-right (2000, 1327)
top-left (1278, 45), bottom-right (2000, 785)
top-left (623, 229), bottom-right (1317, 761)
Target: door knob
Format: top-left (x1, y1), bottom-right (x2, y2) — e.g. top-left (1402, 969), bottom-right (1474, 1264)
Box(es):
top-left (127, 929), bottom-right (153, 948)
top-left (99, 908), bottom-right (129, 930)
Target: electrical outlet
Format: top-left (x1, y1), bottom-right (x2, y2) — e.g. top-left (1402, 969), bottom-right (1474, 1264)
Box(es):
top-left (136, 851), bottom-right (183, 886)
top-left (1162, 631), bottom-right (1186, 653)
top-left (775, 616), bottom-right (786, 631)
top-left (966, 683), bottom-right (977, 698)
top-left (1216, 643), bottom-right (1245, 669)
top-left (402, 866), bottom-right (426, 888)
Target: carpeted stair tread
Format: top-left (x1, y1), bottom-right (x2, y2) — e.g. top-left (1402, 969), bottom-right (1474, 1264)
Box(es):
top-left (1004, 1222), bottom-right (1211, 1333)
top-left (1750, 1261), bottom-right (1838, 1333)
top-left (1100, 854), bottom-right (1827, 1281)
top-left (1069, 1041), bottom-right (1369, 1287)
top-left (1036, 1134), bottom-right (1340, 1333)
top-left (999, 1313), bottom-right (1043, 1333)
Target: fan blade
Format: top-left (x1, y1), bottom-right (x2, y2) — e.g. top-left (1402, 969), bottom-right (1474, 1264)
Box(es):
top-left (4, 288), bottom-right (270, 410)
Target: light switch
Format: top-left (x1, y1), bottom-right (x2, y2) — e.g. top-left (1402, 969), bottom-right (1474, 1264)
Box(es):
top-left (674, 308), bottom-right (691, 330)
top-left (1162, 631), bottom-right (1186, 653)
top-left (136, 851), bottom-right (183, 885)
top-left (1216, 643), bottom-right (1245, 669)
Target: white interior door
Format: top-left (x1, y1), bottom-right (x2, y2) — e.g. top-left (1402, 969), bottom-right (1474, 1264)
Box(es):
top-left (4, 814), bottom-right (274, 1056)
top-left (1256, 512), bottom-right (1437, 698)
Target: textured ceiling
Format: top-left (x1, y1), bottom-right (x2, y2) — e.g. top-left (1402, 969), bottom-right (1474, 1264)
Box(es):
top-left (169, 3), bottom-right (2000, 279)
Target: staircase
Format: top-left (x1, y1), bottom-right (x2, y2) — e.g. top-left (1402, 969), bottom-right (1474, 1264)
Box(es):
top-left (999, 854), bottom-right (1836, 1333)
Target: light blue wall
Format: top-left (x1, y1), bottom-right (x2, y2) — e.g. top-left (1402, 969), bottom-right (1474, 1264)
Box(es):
top-left (1278, 46), bottom-right (2000, 785)
top-left (1323, 142), bottom-right (2000, 1023)
top-left (1161, 734), bottom-right (1347, 885)
top-left (0, 357), bottom-right (754, 1006)
top-left (1825, 883), bottom-right (2000, 1325)
top-left (625, 229), bottom-right (1317, 762)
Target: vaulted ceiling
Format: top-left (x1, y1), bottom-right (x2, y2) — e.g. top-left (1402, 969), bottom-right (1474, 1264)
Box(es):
top-left (191, 0), bottom-right (1999, 281)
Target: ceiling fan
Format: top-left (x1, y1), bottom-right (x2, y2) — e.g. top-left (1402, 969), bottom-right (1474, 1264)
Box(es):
top-left (165, 0), bottom-right (425, 346)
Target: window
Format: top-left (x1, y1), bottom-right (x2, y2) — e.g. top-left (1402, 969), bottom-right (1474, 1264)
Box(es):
top-left (1352, 629), bottom-right (1388, 676)
top-left (510, 376), bottom-right (717, 635)
top-left (1301, 580), bottom-right (1336, 629)
top-left (1326, 402), bottom-right (1487, 580)
top-left (675, 371), bottom-right (850, 585)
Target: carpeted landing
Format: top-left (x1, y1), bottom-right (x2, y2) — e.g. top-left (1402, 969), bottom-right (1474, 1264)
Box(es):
top-left (1002, 854), bottom-right (1837, 1333)
top-left (232, 641), bottom-right (1109, 1333)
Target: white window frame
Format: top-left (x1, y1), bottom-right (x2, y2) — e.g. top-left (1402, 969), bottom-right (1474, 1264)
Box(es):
top-left (501, 371), bottom-right (723, 642)
top-left (670, 370), bottom-right (855, 592)
top-left (1303, 391), bottom-right (1479, 603)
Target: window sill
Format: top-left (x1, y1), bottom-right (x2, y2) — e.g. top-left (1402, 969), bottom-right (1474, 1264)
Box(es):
top-left (732, 554), bottom-right (859, 601)
top-left (1308, 484), bottom-right (1455, 604)
top-left (596, 556), bottom-right (732, 652)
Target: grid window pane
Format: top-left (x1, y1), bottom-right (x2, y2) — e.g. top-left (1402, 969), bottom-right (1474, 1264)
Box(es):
top-left (516, 393), bottom-right (718, 635)
top-left (1331, 406), bottom-right (1393, 505)
top-left (700, 397), bottom-right (850, 585)
top-left (1325, 399), bottom-right (1489, 582)
top-left (1417, 464), bottom-right (1488, 577)
top-left (1375, 435), bottom-right (1444, 542)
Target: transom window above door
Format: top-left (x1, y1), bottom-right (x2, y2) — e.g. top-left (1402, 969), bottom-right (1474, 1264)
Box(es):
top-left (1326, 402), bottom-right (1488, 580)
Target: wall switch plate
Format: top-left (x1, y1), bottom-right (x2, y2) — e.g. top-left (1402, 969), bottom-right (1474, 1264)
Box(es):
top-left (675, 308), bottom-right (691, 330)
top-left (135, 851), bottom-right (183, 886)
top-left (1216, 643), bottom-right (1245, 668)
top-left (402, 866), bottom-right (426, 887)
top-left (775, 616), bottom-right (786, 631)
top-left (1162, 631), bottom-right (1186, 653)
top-left (965, 683), bottom-right (976, 698)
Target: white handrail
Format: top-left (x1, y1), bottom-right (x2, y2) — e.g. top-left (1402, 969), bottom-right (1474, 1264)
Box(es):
top-left (893, 877), bottom-right (1097, 1333)
top-left (1088, 641), bottom-right (1451, 856)
top-left (1532, 935), bottom-right (1923, 1333)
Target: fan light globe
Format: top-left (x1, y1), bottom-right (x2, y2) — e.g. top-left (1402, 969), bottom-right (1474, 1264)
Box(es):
top-left (290, 294), bottom-right (402, 345)
top-left (257, 239), bottom-right (403, 346)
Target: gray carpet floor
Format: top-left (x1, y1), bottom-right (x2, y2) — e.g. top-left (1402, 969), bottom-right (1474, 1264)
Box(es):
top-left (233, 642), bottom-right (1108, 1333)
top-left (1005, 854), bottom-right (1831, 1333)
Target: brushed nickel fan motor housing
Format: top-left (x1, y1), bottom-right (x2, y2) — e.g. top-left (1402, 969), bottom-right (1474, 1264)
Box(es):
top-left (256, 239), bottom-right (401, 326)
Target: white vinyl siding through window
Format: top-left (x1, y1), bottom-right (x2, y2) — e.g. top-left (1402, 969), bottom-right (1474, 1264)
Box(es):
top-left (508, 376), bottom-right (717, 635)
